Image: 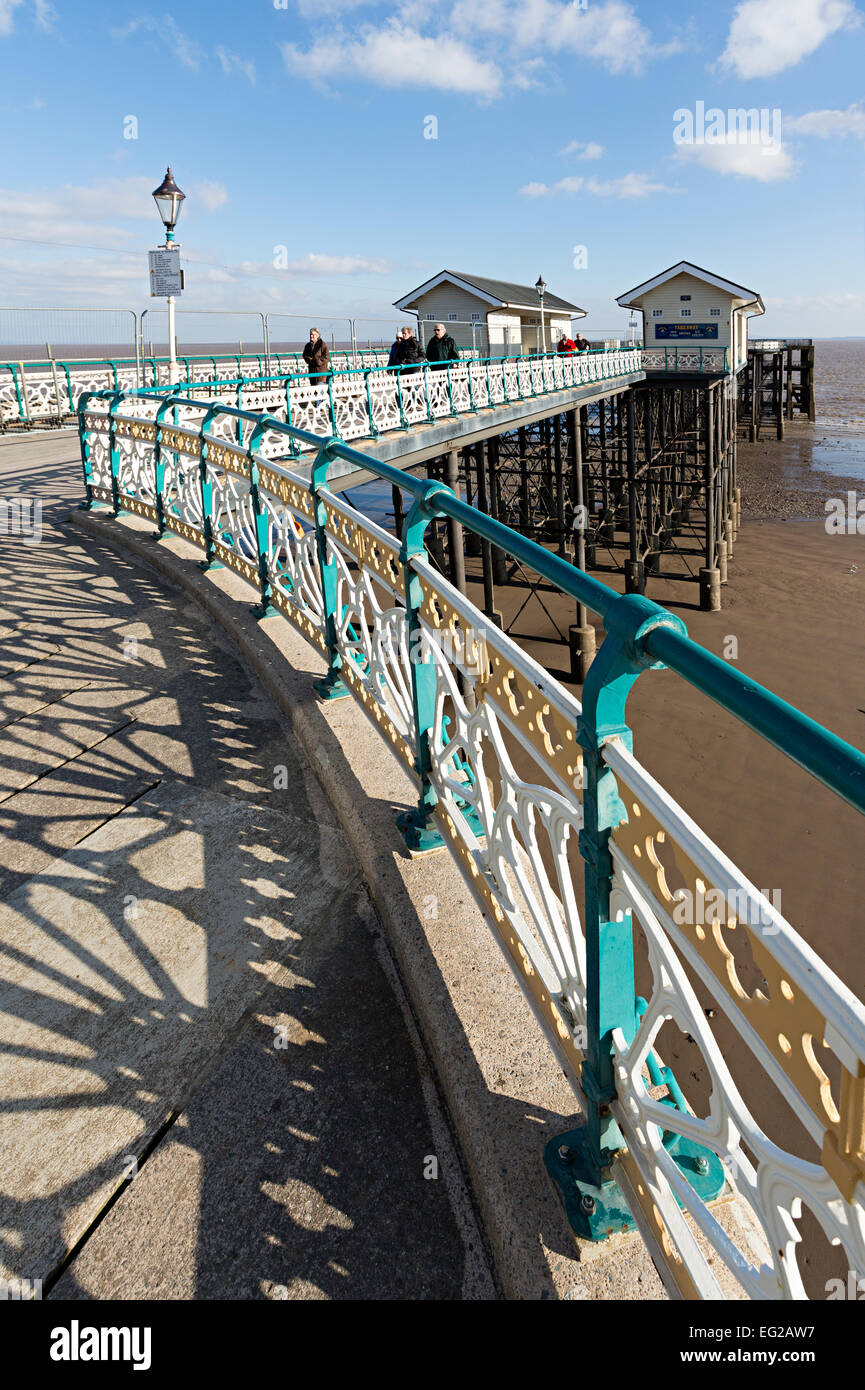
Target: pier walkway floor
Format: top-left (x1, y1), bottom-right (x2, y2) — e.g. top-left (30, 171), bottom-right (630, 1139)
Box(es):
top-left (0, 432), bottom-right (489, 1300)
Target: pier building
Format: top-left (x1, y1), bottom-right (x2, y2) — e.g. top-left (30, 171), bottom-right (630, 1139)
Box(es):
top-left (617, 261), bottom-right (765, 375)
top-left (394, 270), bottom-right (586, 355)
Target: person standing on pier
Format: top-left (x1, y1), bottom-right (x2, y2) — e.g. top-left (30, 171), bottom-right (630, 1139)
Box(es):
top-left (303, 327), bottom-right (330, 386)
top-left (425, 322), bottom-right (460, 369)
top-left (392, 327), bottom-right (426, 411)
top-left (557, 333), bottom-right (576, 354)
top-left (393, 326), bottom-right (425, 372)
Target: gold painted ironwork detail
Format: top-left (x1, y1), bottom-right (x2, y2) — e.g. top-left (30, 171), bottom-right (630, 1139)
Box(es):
top-left (612, 775), bottom-right (865, 1193)
top-left (322, 498), bottom-right (401, 590)
top-left (257, 466), bottom-right (313, 520)
top-left (417, 573), bottom-right (582, 794)
top-left (160, 428), bottom-right (201, 456)
top-left (206, 442), bottom-right (248, 477)
top-left (617, 1152), bottom-right (703, 1300)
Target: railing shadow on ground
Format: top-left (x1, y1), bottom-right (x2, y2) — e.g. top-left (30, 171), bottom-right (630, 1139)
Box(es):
top-left (0, 520), bottom-right (492, 1299)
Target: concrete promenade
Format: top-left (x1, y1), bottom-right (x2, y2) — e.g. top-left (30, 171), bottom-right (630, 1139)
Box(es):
top-left (0, 432), bottom-right (491, 1300)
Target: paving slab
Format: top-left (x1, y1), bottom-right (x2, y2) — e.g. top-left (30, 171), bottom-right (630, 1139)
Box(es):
top-left (50, 885), bottom-right (479, 1301)
top-left (0, 701), bottom-right (132, 801)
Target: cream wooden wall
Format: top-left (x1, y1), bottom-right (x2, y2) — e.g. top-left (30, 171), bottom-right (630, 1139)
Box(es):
top-left (640, 272), bottom-right (735, 353)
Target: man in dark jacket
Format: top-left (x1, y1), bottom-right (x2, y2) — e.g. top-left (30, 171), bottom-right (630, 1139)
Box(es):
top-left (425, 322), bottom-right (460, 369)
top-left (557, 334), bottom-right (576, 354)
top-left (303, 328), bottom-right (330, 384)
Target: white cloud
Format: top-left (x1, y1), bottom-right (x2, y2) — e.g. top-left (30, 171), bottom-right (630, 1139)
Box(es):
top-left (585, 172), bottom-right (679, 197)
top-left (511, 56), bottom-right (546, 89)
top-left (519, 180), bottom-right (550, 197)
top-left (0, 1), bottom-right (23, 36)
top-left (0, 175), bottom-right (227, 252)
top-left (215, 44), bottom-right (256, 83)
top-left (283, 0), bottom-right (682, 98)
top-left (520, 171), bottom-right (678, 197)
top-left (559, 140), bottom-right (605, 160)
top-left (0, 177), bottom-right (156, 245)
top-left (274, 252), bottom-right (391, 275)
top-left (191, 180), bottom-right (229, 211)
top-left (785, 101), bottom-right (865, 138)
top-left (282, 23), bottom-right (502, 96)
top-left (112, 14), bottom-right (202, 69)
top-left (720, 0), bottom-right (861, 78)
top-left (450, 0), bottom-right (680, 75)
top-left (0, 0), bottom-right (53, 35)
top-left (675, 135), bottom-right (797, 182)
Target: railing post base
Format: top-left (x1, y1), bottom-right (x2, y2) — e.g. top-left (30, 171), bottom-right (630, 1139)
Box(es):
top-left (197, 559), bottom-right (225, 572)
top-left (545, 1122), bottom-right (727, 1247)
top-left (395, 807), bottom-right (447, 855)
top-left (544, 1126), bottom-right (636, 1244)
top-left (250, 601), bottom-right (279, 620)
top-left (312, 673), bottom-right (350, 702)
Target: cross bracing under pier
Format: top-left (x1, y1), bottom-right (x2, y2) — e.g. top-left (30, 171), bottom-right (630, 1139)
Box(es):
top-left (409, 374), bottom-right (738, 677)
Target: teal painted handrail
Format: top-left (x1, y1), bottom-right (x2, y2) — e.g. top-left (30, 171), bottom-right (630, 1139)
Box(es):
top-left (1, 364), bottom-right (26, 422)
top-left (79, 388), bottom-right (865, 818)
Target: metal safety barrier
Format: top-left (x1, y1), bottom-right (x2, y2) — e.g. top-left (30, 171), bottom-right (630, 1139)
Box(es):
top-left (76, 386), bottom-right (865, 1300)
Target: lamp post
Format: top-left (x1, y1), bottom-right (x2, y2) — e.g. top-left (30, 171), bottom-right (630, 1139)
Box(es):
top-left (152, 167), bottom-right (186, 385)
top-left (535, 274), bottom-right (547, 354)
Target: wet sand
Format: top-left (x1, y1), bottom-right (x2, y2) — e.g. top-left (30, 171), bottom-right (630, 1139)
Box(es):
top-left (737, 421), bottom-right (865, 522)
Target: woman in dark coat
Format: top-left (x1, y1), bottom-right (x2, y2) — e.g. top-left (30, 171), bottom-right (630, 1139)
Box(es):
top-left (394, 328), bottom-right (425, 372)
top-left (391, 329), bottom-right (425, 412)
top-left (303, 328), bottom-right (330, 385)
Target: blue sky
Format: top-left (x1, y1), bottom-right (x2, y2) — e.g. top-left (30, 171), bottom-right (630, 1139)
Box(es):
top-left (1, 0), bottom-right (863, 340)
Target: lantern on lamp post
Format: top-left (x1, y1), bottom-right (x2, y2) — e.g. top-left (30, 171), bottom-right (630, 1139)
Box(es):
top-left (535, 274), bottom-right (547, 354)
top-left (151, 167), bottom-right (186, 385)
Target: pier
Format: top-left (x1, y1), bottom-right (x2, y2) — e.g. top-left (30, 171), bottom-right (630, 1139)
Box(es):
top-left (0, 307), bottom-right (862, 1307)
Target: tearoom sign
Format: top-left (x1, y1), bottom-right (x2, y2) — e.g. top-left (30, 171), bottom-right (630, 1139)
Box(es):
top-left (655, 322), bottom-right (719, 340)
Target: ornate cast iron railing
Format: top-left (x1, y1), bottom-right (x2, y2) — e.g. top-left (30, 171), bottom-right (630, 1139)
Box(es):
top-left (3, 345), bottom-right (729, 431)
top-left (0, 348), bottom-right (393, 428)
top-left (643, 346), bottom-right (730, 374)
top-left (132, 347), bottom-right (646, 455)
top-left (76, 388), bottom-right (865, 1301)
